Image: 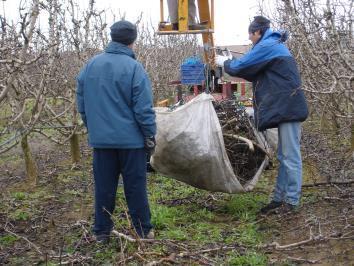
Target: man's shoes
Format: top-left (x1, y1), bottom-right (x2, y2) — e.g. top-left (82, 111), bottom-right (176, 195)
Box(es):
top-left (144, 229), bottom-right (155, 240)
top-left (260, 201), bottom-right (282, 214)
top-left (189, 24), bottom-right (207, 30)
top-left (171, 23), bottom-right (208, 31)
top-left (95, 234), bottom-right (110, 244)
top-left (172, 23), bottom-right (178, 30)
top-left (280, 203), bottom-right (298, 213)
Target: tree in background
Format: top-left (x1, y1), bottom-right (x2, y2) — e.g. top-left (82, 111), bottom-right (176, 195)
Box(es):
top-left (0, 0), bottom-right (200, 182)
top-left (258, 0), bottom-right (353, 179)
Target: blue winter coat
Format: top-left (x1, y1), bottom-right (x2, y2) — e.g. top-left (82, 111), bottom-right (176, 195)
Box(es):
top-left (224, 29), bottom-right (308, 131)
top-left (76, 42), bottom-right (156, 148)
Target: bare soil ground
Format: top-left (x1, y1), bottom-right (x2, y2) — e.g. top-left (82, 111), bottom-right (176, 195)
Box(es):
top-left (262, 185), bottom-right (353, 265)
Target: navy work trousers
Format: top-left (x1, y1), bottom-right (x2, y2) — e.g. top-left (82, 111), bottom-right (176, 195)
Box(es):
top-left (92, 148), bottom-right (152, 237)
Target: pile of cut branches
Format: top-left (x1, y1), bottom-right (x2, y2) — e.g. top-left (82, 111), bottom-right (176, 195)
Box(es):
top-left (214, 100), bottom-right (266, 185)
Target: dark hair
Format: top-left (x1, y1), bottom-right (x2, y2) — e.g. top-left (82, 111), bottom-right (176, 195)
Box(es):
top-left (248, 16), bottom-right (271, 35)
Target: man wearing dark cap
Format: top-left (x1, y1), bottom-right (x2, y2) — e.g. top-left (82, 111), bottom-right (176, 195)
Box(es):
top-left (216, 16), bottom-right (308, 214)
top-left (76, 20), bottom-right (156, 242)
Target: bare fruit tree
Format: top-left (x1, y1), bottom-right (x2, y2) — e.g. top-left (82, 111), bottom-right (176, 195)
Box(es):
top-left (0, 0), bottom-right (48, 184)
top-left (0, 0), bottom-right (200, 182)
top-left (263, 0), bottom-right (353, 142)
top-left (37, 0), bottom-right (108, 164)
top-left (257, 0), bottom-right (353, 179)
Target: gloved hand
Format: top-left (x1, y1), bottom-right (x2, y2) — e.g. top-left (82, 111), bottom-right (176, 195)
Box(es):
top-left (222, 48), bottom-right (233, 58)
top-left (144, 136), bottom-right (156, 155)
top-left (215, 55), bottom-right (231, 67)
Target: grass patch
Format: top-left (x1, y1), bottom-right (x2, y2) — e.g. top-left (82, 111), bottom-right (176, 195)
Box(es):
top-left (301, 188), bottom-right (326, 205)
top-left (160, 226), bottom-right (188, 240)
top-left (151, 204), bottom-right (184, 229)
top-left (229, 223), bottom-right (262, 245)
top-left (226, 251), bottom-right (267, 266)
top-left (1, 154), bottom-right (21, 164)
top-left (0, 234), bottom-right (18, 247)
top-left (9, 209), bottom-right (31, 221)
top-left (149, 174), bottom-right (203, 201)
top-left (0, 154), bottom-right (272, 264)
top-left (222, 193), bottom-right (268, 221)
top-left (147, 174), bottom-right (268, 251)
top-left (12, 191), bottom-right (27, 201)
top-left (185, 222), bottom-right (223, 243)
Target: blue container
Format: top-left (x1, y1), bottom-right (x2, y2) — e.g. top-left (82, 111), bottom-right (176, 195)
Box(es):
top-left (180, 57), bottom-right (205, 85)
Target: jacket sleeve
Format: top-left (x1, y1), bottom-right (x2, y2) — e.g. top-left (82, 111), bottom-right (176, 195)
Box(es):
top-left (224, 44), bottom-right (272, 82)
top-left (76, 66), bottom-right (87, 127)
top-left (132, 63), bottom-right (156, 137)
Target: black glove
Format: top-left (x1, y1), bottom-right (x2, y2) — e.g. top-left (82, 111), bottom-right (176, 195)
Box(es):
top-left (144, 136), bottom-right (156, 155)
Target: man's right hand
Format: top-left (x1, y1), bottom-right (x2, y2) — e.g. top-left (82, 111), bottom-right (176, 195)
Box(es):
top-left (215, 55), bottom-right (231, 67)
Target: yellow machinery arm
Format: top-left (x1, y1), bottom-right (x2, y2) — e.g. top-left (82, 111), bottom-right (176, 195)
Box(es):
top-left (158, 0), bottom-right (216, 66)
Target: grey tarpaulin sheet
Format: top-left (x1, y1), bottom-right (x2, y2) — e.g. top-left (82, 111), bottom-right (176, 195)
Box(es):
top-left (151, 93), bottom-right (270, 193)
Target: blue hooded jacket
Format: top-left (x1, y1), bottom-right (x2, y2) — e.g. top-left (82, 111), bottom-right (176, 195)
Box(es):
top-left (76, 42), bottom-right (156, 148)
top-left (224, 29), bottom-right (308, 131)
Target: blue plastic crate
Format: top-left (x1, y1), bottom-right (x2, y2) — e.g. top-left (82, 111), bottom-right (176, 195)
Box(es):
top-left (180, 57), bottom-right (205, 85)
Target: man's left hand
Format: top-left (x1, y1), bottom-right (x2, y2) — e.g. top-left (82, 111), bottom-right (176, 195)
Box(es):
top-left (144, 136), bottom-right (156, 155)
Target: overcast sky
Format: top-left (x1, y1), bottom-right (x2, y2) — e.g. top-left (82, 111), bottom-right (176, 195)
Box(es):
top-left (2, 0), bottom-right (261, 45)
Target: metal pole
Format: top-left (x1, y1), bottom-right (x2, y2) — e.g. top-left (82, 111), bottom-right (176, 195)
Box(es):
top-left (160, 0), bottom-right (164, 23)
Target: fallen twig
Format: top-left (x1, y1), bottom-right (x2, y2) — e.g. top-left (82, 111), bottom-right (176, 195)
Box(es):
top-left (111, 230), bottom-right (155, 242)
top-left (4, 227), bottom-right (43, 255)
top-left (287, 256), bottom-right (319, 264)
top-left (59, 255), bottom-right (93, 265)
top-left (302, 180), bottom-right (354, 187)
top-left (323, 196), bottom-right (345, 201)
top-left (146, 253), bottom-right (177, 266)
top-left (270, 238), bottom-right (314, 249)
top-left (178, 245), bottom-right (246, 256)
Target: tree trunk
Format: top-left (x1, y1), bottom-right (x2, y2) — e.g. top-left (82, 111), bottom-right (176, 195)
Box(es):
top-left (21, 135), bottom-right (38, 185)
top-left (70, 133), bottom-right (80, 164)
top-left (351, 123), bottom-right (354, 152)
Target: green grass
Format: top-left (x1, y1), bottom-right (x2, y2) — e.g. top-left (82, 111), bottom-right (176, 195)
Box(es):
top-left (226, 251), bottom-right (267, 266)
top-left (0, 103), bottom-right (12, 127)
top-left (222, 193), bottom-right (268, 221)
top-left (12, 191), bottom-right (27, 201)
top-left (228, 223), bottom-right (263, 246)
top-left (151, 204), bottom-right (184, 229)
top-left (9, 209), bottom-right (30, 221)
top-left (185, 222), bottom-right (223, 243)
top-left (0, 234), bottom-right (18, 247)
top-left (147, 174), bottom-right (268, 260)
top-left (160, 226), bottom-right (188, 240)
top-left (0, 154), bottom-right (21, 164)
top-left (0, 159), bottom-right (271, 265)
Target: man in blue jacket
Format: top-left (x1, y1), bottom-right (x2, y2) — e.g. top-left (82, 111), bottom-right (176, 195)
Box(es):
top-left (216, 16), bottom-right (308, 213)
top-left (76, 20), bottom-right (156, 242)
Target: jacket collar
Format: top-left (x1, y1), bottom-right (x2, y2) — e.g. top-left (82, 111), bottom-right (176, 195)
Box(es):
top-left (253, 28), bottom-right (283, 47)
top-left (105, 41), bottom-right (136, 59)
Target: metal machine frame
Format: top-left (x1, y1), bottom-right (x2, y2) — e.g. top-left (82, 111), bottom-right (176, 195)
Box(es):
top-left (157, 0), bottom-right (215, 65)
